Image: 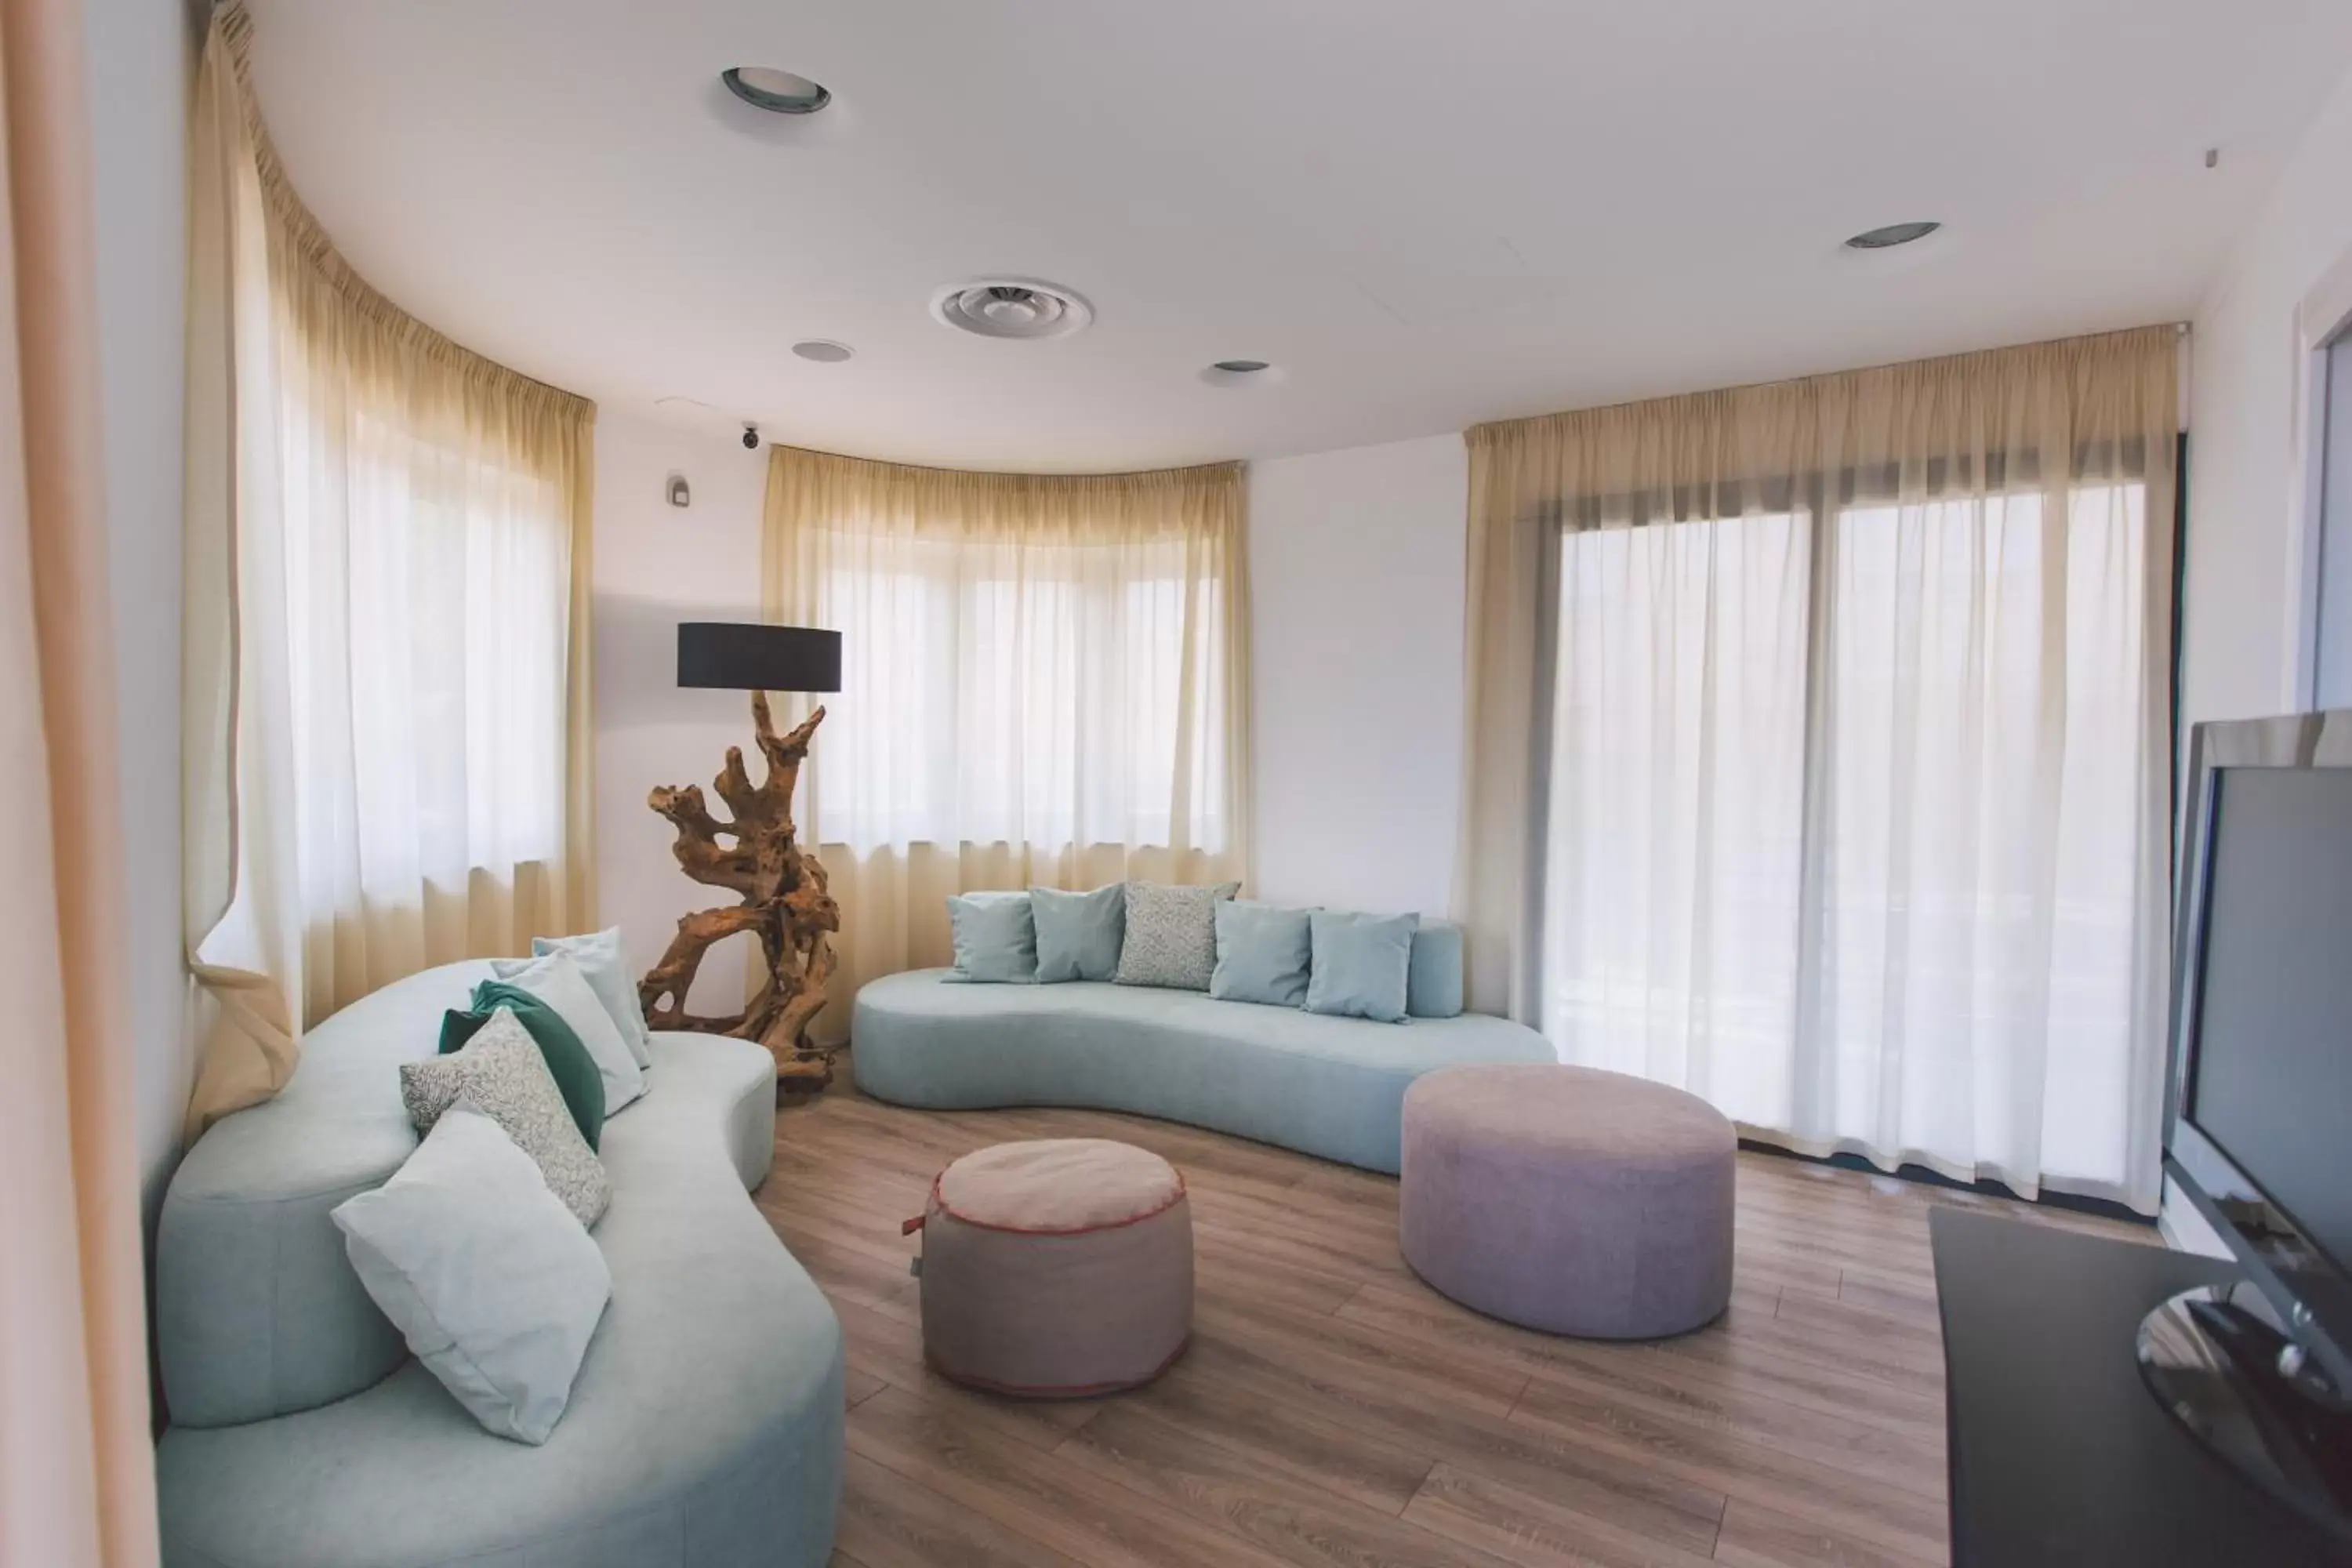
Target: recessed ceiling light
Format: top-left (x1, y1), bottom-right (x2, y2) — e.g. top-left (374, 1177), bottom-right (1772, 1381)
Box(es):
top-left (931, 278), bottom-right (1094, 341)
top-left (1844, 221), bottom-right (1941, 250)
top-left (721, 67), bottom-right (831, 115)
top-left (1200, 359), bottom-right (1286, 388)
top-left (791, 339), bottom-right (854, 363)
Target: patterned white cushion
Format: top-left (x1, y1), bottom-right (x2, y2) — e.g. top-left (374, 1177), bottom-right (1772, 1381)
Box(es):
top-left (1114, 880), bottom-right (1241, 991)
top-left (401, 1010), bottom-right (610, 1227)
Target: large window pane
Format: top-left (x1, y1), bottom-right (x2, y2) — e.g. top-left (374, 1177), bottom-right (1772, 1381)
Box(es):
top-left (815, 536), bottom-right (1232, 855)
top-left (1543, 482), bottom-right (2150, 1196)
top-left (1542, 513), bottom-right (1811, 1124)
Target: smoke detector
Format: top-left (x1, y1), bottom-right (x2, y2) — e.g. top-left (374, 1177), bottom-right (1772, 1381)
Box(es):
top-left (930, 278), bottom-right (1094, 341)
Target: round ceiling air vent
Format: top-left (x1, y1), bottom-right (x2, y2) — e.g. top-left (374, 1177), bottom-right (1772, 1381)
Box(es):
top-left (930, 278), bottom-right (1094, 341)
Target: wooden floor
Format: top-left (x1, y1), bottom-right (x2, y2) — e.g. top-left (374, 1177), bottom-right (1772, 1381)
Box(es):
top-left (758, 1066), bottom-right (2156, 1568)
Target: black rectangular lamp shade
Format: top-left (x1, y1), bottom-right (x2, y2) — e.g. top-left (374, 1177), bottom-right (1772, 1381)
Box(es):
top-left (677, 622), bottom-right (841, 693)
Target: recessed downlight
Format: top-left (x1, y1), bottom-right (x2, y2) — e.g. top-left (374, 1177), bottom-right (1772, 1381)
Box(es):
top-left (1200, 359), bottom-right (1286, 389)
top-left (1844, 221), bottom-right (1941, 250)
top-left (791, 339), bottom-right (854, 364)
top-left (721, 67), bottom-right (831, 115)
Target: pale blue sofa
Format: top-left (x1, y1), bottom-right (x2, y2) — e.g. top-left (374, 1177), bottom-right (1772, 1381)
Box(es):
top-left (852, 921), bottom-right (1555, 1172)
top-left (154, 961), bottom-right (844, 1568)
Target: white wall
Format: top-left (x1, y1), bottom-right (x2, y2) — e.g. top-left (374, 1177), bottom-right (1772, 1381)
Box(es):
top-left (591, 412), bottom-right (771, 1013)
top-left (87, 0), bottom-right (196, 1232)
top-left (1248, 435), bottom-right (1466, 915)
top-left (2167, 56), bottom-right (2352, 1252)
top-left (2183, 60), bottom-right (2352, 728)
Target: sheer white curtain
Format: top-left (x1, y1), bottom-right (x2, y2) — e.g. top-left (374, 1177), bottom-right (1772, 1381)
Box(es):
top-left (1461, 328), bottom-right (2176, 1210)
top-left (181, 2), bottom-right (596, 1138)
top-left (762, 446), bottom-right (1250, 1040)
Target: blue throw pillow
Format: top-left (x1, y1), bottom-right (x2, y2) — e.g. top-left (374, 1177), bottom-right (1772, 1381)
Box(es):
top-left (1406, 920), bottom-right (1466, 1018)
top-left (1305, 910), bottom-right (1420, 1023)
top-left (1210, 901), bottom-right (1314, 1007)
top-left (946, 891), bottom-right (1037, 983)
top-left (1031, 884), bottom-right (1124, 982)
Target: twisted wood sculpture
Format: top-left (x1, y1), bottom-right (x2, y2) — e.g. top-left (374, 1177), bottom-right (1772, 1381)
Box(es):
top-left (637, 692), bottom-right (840, 1090)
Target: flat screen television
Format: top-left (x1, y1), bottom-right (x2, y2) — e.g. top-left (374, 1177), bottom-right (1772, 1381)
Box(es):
top-left (2149, 712), bottom-right (2352, 1539)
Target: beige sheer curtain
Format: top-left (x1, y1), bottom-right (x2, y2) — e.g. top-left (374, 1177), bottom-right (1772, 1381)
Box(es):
top-left (1458, 326), bottom-right (2178, 1209)
top-left (761, 445), bottom-right (1250, 1042)
top-left (182, 2), bottom-right (597, 1140)
top-left (0, 0), bottom-right (162, 1558)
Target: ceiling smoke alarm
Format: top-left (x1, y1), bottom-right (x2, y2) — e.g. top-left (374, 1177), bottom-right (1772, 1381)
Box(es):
top-left (930, 278), bottom-right (1094, 341)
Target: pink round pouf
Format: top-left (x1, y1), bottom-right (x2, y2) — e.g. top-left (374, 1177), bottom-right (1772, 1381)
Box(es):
top-left (915, 1138), bottom-right (1192, 1397)
top-left (1399, 1064), bottom-right (1736, 1338)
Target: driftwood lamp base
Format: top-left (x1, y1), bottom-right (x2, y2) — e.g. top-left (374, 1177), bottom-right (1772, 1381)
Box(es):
top-left (637, 691), bottom-right (841, 1091)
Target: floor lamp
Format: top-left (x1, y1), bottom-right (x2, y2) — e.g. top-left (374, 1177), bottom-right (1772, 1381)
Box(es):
top-left (639, 622), bottom-right (844, 1091)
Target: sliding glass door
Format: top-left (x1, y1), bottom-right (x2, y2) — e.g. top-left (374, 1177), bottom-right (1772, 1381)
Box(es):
top-left (1542, 510), bottom-right (1810, 1127)
top-left (1542, 479), bottom-right (2154, 1199)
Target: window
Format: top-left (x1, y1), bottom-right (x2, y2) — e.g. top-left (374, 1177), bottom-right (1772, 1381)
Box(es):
top-left (283, 403), bottom-right (572, 884)
top-left (264, 303), bottom-right (593, 1018)
top-left (1543, 478), bottom-right (2155, 1195)
top-left (760, 448), bottom-right (1248, 1040)
top-left (764, 451), bottom-right (1247, 874)
top-left (812, 537), bottom-right (1232, 855)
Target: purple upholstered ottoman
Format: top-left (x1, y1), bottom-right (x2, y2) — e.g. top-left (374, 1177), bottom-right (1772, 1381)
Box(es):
top-left (913, 1138), bottom-right (1192, 1397)
top-left (1399, 1064), bottom-right (1735, 1338)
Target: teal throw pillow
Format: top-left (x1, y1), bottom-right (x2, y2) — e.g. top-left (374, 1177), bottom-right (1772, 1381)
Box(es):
top-left (946, 891), bottom-right (1038, 983)
top-left (1406, 920), bottom-right (1467, 1018)
top-left (441, 981), bottom-right (607, 1149)
top-left (1031, 884), bottom-right (1125, 982)
top-left (1305, 910), bottom-right (1420, 1024)
top-left (1209, 901), bottom-right (1314, 1007)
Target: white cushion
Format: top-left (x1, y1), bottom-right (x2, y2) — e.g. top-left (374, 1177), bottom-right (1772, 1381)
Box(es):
top-left (330, 1104), bottom-right (612, 1444)
top-left (493, 949), bottom-right (647, 1114)
top-left (507, 928), bottom-right (652, 1069)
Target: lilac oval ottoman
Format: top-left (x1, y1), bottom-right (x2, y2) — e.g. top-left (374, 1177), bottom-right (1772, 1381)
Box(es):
top-left (1399, 1064), bottom-right (1735, 1338)
top-left (916, 1138), bottom-right (1192, 1397)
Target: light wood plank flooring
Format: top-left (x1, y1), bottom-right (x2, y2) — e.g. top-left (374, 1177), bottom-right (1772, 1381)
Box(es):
top-left (760, 1065), bottom-right (2155, 1568)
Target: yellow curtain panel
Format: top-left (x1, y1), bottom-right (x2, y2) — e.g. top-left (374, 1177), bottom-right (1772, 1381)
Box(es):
top-left (760, 445), bottom-right (1253, 1041)
top-left (1456, 325), bottom-right (2179, 1207)
top-left (181, 2), bottom-right (597, 1141)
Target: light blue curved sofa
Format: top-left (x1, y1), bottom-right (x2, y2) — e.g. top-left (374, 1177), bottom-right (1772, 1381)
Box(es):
top-left (154, 960), bottom-right (844, 1568)
top-left (852, 923), bottom-right (1555, 1173)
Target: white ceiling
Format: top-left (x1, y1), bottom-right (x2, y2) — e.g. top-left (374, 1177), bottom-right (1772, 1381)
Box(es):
top-left (246, 0), bottom-right (2352, 473)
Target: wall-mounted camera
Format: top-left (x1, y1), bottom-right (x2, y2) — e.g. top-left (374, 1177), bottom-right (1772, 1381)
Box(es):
top-left (742, 423), bottom-right (760, 451)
